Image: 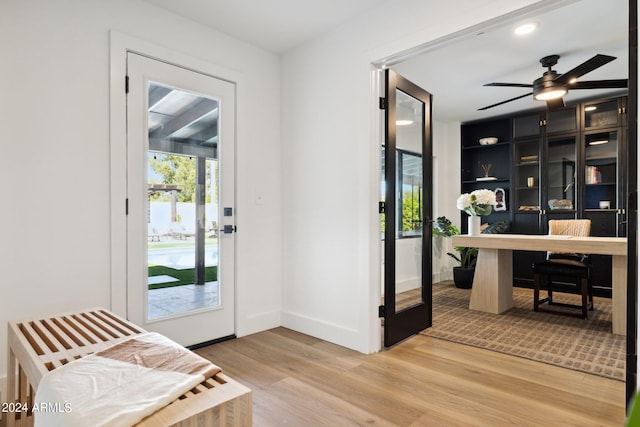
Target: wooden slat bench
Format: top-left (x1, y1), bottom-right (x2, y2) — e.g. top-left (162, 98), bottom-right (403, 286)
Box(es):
top-left (3, 308), bottom-right (251, 427)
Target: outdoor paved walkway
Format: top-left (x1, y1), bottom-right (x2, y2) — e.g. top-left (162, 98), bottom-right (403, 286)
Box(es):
top-left (148, 281), bottom-right (219, 320)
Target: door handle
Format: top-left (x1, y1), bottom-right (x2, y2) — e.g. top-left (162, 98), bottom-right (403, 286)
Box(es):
top-left (222, 225), bottom-right (237, 234)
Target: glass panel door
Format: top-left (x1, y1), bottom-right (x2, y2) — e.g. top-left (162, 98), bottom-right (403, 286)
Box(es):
top-left (383, 69), bottom-right (432, 347)
top-left (127, 52), bottom-right (235, 346)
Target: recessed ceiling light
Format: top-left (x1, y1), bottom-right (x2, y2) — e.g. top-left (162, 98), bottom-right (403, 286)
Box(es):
top-left (514, 22), bottom-right (538, 36)
top-left (396, 120), bottom-right (413, 126)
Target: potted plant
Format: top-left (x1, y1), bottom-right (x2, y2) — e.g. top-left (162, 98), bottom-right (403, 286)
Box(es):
top-left (432, 216), bottom-right (477, 288)
top-left (432, 215), bottom-right (509, 288)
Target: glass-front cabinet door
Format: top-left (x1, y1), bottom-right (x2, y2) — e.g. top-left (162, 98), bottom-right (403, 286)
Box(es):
top-left (581, 97), bottom-right (625, 240)
top-left (513, 139), bottom-right (541, 216)
top-left (584, 131), bottom-right (619, 210)
top-left (545, 135), bottom-right (577, 216)
top-left (584, 99), bottom-right (622, 129)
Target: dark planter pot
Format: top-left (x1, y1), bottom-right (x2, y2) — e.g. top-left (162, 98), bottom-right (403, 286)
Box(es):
top-left (453, 266), bottom-right (475, 289)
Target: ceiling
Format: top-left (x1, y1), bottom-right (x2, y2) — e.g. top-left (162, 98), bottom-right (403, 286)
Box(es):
top-left (142, 0), bottom-right (629, 124)
top-left (142, 0), bottom-right (387, 53)
top-left (393, 0), bottom-right (628, 122)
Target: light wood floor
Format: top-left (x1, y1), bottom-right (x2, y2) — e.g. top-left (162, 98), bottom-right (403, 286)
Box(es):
top-left (196, 327), bottom-right (626, 426)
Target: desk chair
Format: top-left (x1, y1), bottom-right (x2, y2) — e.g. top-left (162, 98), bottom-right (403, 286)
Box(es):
top-left (532, 219), bottom-right (593, 319)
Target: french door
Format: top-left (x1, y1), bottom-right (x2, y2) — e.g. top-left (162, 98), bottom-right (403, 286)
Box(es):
top-left (126, 53), bottom-right (235, 346)
top-left (382, 69), bottom-right (433, 347)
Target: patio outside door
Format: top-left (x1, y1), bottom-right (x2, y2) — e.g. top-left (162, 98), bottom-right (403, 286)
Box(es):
top-left (382, 69), bottom-right (433, 347)
top-left (126, 53), bottom-right (236, 346)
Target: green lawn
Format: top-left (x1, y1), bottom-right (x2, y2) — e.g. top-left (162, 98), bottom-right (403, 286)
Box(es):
top-left (148, 265), bottom-right (218, 289)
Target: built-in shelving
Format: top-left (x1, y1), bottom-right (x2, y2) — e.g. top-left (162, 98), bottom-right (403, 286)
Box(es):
top-left (460, 95), bottom-right (627, 297)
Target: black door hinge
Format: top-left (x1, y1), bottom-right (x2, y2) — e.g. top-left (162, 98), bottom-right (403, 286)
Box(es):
top-left (125, 198), bottom-right (129, 215)
top-left (379, 201), bottom-right (386, 214)
top-left (379, 97), bottom-right (386, 110)
top-left (378, 305), bottom-right (385, 318)
top-left (125, 75), bottom-right (129, 94)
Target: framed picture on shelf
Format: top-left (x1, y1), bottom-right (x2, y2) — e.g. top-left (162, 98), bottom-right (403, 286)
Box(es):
top-left (494, 188), bottom-right (506, 211)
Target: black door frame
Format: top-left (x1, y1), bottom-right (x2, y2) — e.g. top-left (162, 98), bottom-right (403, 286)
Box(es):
top-left (383, 69), bottom-right (433, 347)
top-left (625, 0), bottom-right (637, 407)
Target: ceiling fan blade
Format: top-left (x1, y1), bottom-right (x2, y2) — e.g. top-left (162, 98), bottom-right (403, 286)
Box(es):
top-left (478, 92), bottom-right (532, 111)
top-left (554, 54), bottom-right (616, 84)
top-left (569, 79), bottom-right (628, 89)
top-left (484, 82), bottom-right (533, 88)
top-left (546, 97), bottom-right (565, 110)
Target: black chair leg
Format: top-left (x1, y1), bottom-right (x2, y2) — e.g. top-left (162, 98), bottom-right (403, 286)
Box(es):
top-left (534, 273), bottom-right (541, 312)
top-left (581, 277), bottom-right (588, 319)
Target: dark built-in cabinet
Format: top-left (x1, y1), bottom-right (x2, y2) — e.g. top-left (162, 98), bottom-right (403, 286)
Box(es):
top-left (460, 96), bottom-right (627, 297)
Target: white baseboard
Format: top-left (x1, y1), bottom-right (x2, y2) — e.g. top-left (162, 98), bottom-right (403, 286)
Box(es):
top-left (281, 310), bottom-right (367, 353)
top-left (237, 309), bottom-right (281, 337)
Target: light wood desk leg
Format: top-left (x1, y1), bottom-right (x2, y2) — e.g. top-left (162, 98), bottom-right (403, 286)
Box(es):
top-left (469, 248), bottom-right (513, 314)
top-left (611, 254), bottom-right (626, 335)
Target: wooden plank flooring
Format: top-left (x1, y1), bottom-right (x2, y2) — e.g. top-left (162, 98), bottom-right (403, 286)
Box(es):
top-left (196, 327), bottom-right (626, 426)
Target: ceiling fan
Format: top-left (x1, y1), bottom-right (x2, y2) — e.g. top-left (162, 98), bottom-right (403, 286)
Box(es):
top-left (478, 54), bottom-right (628, 111)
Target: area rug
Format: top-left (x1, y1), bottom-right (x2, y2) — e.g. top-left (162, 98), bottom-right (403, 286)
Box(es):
top-left (420, 281), bottom-right (625, 381)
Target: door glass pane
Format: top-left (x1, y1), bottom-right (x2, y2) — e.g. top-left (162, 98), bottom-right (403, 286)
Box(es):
top-left (146, 82), bottom-right (220, 321)
top-left (547, 136), bottom-right (576, 211)
top-left (395, 89), bottom-right (424, 312)
top-left (585, 131), bottom-right (618, 209)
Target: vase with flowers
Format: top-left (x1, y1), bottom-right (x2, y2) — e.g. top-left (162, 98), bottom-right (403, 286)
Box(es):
top-left (456, 189), bottom-right (497, 236)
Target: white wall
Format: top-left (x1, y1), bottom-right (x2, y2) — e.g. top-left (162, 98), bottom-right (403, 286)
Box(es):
top-left (0, 0), bottom-right (282, 396)
top-left (432, 120), bottom-right (463, 281)
top-left (280, 0), bottom-right (540, 353)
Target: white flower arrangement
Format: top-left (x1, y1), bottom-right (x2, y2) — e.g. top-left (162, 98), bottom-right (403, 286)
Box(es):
top-left (457, 189), bottom-right (497, 216)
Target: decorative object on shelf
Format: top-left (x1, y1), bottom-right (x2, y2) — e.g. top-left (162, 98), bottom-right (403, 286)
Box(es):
top-left (479, 137), bottom-right (498, 145)
top-left (520, 155), bottom-right (538, 163)
top-left (599, 200), bottom-right (611, 209)
top-left (548, 199), bottom-right (573, 210)
top-left (494, 188), bottom-right (506, 211)
top-left (527, 176), bottom-right (535, 188)
top-left (518, 205), bottom-right (540, 211)
top-left (476, 163), bottom-right (497, 181)
top-left (456, 189), bottom-right (497, 236)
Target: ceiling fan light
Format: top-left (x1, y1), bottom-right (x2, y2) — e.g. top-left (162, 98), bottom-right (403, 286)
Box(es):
top-left (534, 88), bottom-right (567, 101)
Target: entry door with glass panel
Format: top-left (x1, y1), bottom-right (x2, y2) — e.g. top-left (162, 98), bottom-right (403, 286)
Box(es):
top-left (126, 53), bottom-right (235, 346)
top-left (382, 69), bottom-right (433, 347)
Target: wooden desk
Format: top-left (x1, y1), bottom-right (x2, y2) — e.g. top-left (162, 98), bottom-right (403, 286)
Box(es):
top-left (451, 234), bottom-right (628, 335)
